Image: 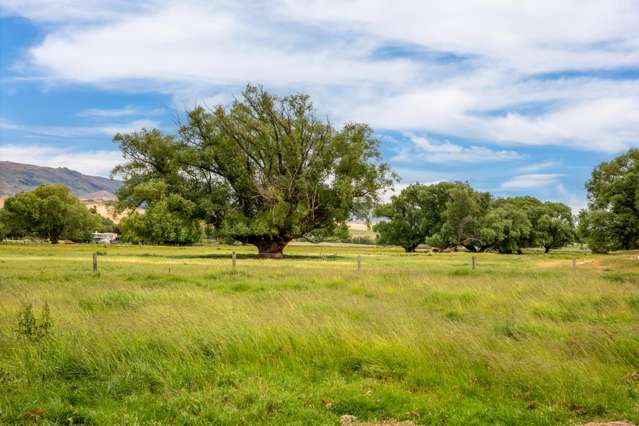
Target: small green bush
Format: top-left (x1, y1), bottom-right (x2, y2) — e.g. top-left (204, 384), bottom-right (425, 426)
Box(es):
top-left (15, 302), bottom-right (52, 341)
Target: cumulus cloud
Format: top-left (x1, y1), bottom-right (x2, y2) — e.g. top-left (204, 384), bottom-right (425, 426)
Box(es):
top-left (2, 0), bottom-right (639, 155)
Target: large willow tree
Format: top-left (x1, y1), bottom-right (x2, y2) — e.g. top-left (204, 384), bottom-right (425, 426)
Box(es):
top-left (113, 85), bottom-right (394, 257)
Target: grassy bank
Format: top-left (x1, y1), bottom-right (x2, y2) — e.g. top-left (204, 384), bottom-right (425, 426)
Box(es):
top-left (0, 244), bottom-right (638, 424)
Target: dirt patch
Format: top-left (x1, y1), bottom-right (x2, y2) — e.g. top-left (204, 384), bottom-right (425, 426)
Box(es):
top-left (537, 259), bottom-right (602, 269)
top-left (340, 415), bottom-right (416, 426)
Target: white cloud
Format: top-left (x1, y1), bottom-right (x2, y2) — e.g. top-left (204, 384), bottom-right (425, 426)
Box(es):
top-left (0, 0), bottom-right (160, 23)
top-left (0, 118), bottom-right (159, 138)
top-left (516, 161), bottom-right (561, 173)
top-left (278, 0), bottom-right (639, 74)
top-left (394, 133), bottom-right (521, 164)
top-left (26, 3), bottom-right (416, 88)
top-left (2, 0), bottom-right (639, 155)
top-left (0, 144), bottom-right (123, 177)
top-left (77, 105), bottom-right (165, 118)
top-left (499, 174), bottom-right (563, 191)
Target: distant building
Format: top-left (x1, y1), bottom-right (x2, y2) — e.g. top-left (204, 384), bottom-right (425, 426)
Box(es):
top-left (92, 232), bottom-right (118, 244)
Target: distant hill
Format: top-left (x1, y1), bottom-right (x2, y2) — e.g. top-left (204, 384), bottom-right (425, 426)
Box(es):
top-left (0, 161), bottom-right (121, 197)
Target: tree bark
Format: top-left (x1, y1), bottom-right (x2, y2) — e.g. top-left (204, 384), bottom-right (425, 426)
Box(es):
top-left (249, 237), bottom-right (291, 258)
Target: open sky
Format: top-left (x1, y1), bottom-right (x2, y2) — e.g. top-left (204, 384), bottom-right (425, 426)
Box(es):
top-left (2, 1), bottom-right (639, 210)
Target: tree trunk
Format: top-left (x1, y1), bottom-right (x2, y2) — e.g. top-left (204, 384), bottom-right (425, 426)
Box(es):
top-left (463, 244), bottom-right (477, 252)
top-left (544, 246), bottom-right (550, 253)
top-left (251, 237), bottom-right (290, 258)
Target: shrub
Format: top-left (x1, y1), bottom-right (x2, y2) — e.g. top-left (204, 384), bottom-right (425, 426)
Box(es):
top-left (15, 302), bottom-right (52, 341)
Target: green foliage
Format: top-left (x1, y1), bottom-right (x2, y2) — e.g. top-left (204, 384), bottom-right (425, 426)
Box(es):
top-left (436, 184), bottom-right (491, 251)
top-left (578, 209), bottom-right (625, 253)
top-left (113, 85), bottom-right (394, 256)
top-left (375, 183), bottom-right (574, 253)
top-left (15, 302), bottom-right (52, 341)
top-left (479, 204), bottom-right (532, 253)
top-left (374, 183), bottom-right (455, 252)
top-left (0, 184), bottom-right (106, 243)
top-left (579, 149), bottom-right (639, 253)
top-left (88, 206), bottom-right (116, 233)
top-left (0, 209), bottom-right (7, 241)
top-left (535, 202), bottom-right (576, 252)
top-left (119, 194), bottom-right (204, 245)
top-left (493, 197), bottom-right (575, 253)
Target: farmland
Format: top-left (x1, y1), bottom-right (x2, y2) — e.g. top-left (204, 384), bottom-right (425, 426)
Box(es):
top-left (1, 243), bottom-right (638, 425)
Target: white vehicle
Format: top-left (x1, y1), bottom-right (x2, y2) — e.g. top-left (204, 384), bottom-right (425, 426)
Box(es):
top-left (92, 232), bottom-right (118, 244)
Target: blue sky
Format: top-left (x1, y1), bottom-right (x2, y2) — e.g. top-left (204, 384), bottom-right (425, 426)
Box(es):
top-left (2, 1), bottom-right (639, 211)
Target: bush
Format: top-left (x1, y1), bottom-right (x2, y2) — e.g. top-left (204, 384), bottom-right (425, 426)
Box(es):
top-left (15, 302), bottom-right (52, 341)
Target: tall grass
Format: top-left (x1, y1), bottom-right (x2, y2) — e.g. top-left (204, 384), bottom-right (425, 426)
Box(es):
top-left (0, 244), bottom-right (638, 424)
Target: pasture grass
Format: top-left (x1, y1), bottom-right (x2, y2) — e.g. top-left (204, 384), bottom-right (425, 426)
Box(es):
top-left (0, 243), bottom-right (638, 425)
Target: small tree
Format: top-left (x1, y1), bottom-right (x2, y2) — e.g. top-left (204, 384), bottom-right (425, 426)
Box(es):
top-left (114, 85), bottom-right (394, 257)
top-left (1, 184), bottom-right (102, 243)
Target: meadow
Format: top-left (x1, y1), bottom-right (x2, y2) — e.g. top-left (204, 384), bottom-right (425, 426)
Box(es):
top-left (0, 243), bottom-right (638, 425)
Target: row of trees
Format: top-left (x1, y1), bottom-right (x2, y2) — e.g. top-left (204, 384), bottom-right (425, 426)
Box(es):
top-left (374, 183), bottom-right (575, 253)
top-left (0, 185), bottom-right (114, 243)
top-left (2, 86), bottom-right (638, 254)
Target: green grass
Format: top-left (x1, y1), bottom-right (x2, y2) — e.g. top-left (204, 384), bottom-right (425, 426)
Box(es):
top-left (0, 243), bottom-right (638, 425)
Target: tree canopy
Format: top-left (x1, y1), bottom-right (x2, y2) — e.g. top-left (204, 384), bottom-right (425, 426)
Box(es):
top-left (119, 191), bottom-right (204, 245)
top-left (113, 85), bottom-right (394, 257)
top-left (373, 183), bottom-right (454, 252)
top-left (0, 184), bottom-right (111, 243)
top-left (374, 182), bottom-right (575, 253)
top-left (579, 149), bottom-right (639, 253)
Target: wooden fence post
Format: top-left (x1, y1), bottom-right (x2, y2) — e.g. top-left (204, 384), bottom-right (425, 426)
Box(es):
top-left (471, 256), bottom-right (477, 270)
top-left (92, 252), bottom-right (98, 273)
top-left (232, 251), bottom-right (237, 271)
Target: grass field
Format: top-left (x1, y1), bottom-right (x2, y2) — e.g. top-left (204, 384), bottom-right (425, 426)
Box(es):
top-left (1, 243), bottom-right (638, 425)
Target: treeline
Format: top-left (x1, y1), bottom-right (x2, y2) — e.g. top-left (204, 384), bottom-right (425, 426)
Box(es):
top-left (373, 182), bottom-right (574, 253)
top-left (0, 185), bottom-right (114, 243)
top-left (1, 87), bottom-right (639, 254)
top-left (373, 148), bottom-right (639, 254)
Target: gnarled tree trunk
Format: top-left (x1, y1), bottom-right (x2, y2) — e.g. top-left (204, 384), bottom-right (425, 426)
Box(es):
top-left (248, 237), bottom-right (291, 258)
